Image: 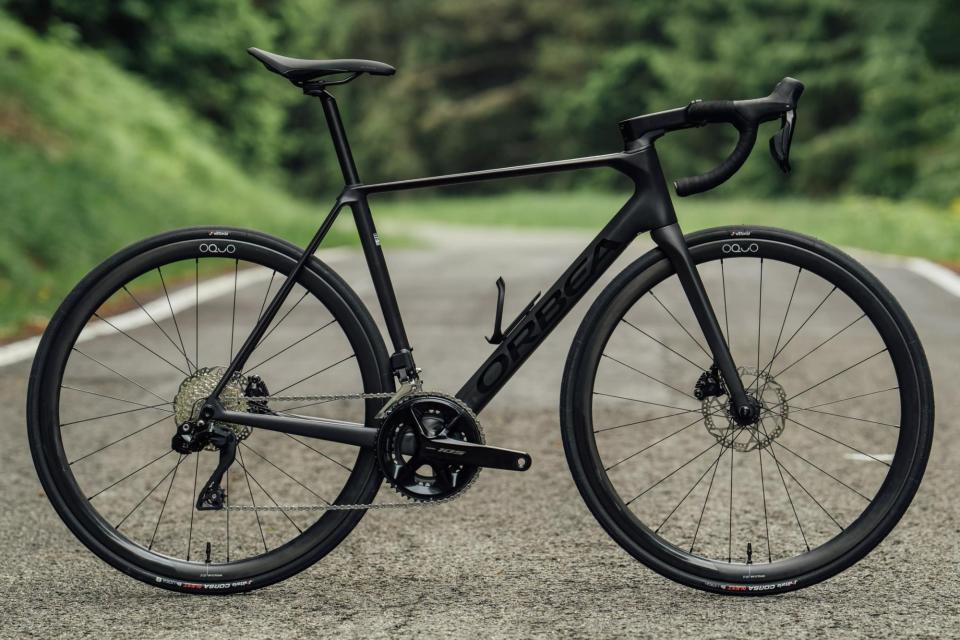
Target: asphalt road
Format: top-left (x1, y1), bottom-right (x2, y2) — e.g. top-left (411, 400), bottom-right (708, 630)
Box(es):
top-left (1, 225), bottom-right (957, 639)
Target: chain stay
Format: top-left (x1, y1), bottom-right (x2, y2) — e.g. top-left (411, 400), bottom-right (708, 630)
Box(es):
top-left (223, 388), bottom-right (472, 512)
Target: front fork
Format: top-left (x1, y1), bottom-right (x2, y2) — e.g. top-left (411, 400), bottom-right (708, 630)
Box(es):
top-left (651, 223), bottom-right (756, 423)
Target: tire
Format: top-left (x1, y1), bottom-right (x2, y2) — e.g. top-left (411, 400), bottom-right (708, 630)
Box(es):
top-left (560, 225), bottom-right (933, 595)
top-left (28, 226), bottom-right (393, 594)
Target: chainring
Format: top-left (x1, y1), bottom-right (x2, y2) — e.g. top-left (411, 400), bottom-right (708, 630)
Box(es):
top-left (376, 392), bottom-right (484, 502)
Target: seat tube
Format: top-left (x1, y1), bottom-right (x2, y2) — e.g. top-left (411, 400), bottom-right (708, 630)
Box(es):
top-left (318, 91), bottom-right (416, 378)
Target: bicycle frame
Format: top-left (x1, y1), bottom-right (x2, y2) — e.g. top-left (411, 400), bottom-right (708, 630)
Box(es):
top-left (204, 89), bottom-right (753, 448)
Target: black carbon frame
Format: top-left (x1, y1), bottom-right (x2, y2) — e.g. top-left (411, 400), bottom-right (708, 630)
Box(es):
top-left (206, 91), bottom-right (752, 446)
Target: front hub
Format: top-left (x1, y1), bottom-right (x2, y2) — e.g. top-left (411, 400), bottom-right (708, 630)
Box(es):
top-left (700, 366), bottom-right (788, 452)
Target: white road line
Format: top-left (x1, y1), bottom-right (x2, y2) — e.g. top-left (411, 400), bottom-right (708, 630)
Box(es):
top-left (904, 258), bottom-right (960, 298)
top-left (842, 247), bottom-right (960, 299)
top-left (844, 453), bottom-right (894, 463)
top-left (0, 248), bottom-right (354, 369)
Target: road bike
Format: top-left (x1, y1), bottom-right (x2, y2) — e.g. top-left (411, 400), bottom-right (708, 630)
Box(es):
top-left (27, 47), bottom-right (934, 595)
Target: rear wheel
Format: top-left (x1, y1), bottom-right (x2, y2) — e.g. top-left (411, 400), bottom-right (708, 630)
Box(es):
top-left (561, 226), bottom-right (933, 594)
top-left (28, 227), bottom-right (392, 594)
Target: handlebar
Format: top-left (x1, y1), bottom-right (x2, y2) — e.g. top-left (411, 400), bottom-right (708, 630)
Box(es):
top-left (617, 77), bottom-right (805, 197)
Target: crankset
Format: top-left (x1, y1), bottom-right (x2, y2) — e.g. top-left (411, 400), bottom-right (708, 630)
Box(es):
top-left (377, 392), bottom-right (531, 502)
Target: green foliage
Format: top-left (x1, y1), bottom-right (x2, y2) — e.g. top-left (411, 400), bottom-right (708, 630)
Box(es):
top-left (0, 15), bottom-right (349, 335)
top-left (5, 0), bottom-right (960, 203)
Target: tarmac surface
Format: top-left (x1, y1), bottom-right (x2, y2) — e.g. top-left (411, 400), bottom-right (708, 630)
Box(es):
top-left (1, 225), bottom-right (957, 638)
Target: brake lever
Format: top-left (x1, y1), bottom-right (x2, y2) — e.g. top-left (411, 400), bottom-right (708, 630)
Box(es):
top-left (769, 109), bottom-right (795, 174)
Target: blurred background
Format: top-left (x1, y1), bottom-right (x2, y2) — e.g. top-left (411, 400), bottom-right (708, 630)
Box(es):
top-left (1, 0), bottom-right (959, 337)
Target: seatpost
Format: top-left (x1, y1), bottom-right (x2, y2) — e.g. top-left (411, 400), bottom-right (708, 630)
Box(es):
top-left (313, 89), bottom-right (419, 382)
top-left (317, 90), bottom-right (361, 185)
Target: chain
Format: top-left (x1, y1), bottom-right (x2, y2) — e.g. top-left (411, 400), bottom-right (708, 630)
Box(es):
top-left (223, 387), bottom-right (474, 512)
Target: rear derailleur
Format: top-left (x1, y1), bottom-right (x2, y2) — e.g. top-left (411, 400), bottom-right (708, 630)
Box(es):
top-left (172, 421), bottom-right (237, 511)
top-left (170, 375), bottom-right (273, 511)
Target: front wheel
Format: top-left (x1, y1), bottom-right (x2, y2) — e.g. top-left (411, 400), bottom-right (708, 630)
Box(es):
top-left (561, 226), bottom-right (933, 595)
top-left (28, 227), bottom-right (392, 594)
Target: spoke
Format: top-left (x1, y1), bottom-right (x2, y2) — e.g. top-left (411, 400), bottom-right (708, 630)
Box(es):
top-left (72, 348), bottom-right (170, 404)
top-left (272, 354), bottom-right (357, 395)
top-left (760, 286), bottom-right (837, 374)
top-left (756, 266), bottom-right (802, 401)
top-left (792, 405), bottom-right (899, 429)
top-left (240, 442), bottom-right (331, 504)
top-left (195, 258), bottom-right (199, 367)
top-left (758, 446), bottom-right (772, 562)
top-left (230, 259), bottom-right (238, 361)
top-left (69, 414), bottom-right (171, 464)
top-left (774, 314), bottom-right (866, 379)
top-left (246, 320), bottom-right (336, 373)
top-left (625, 438), bottom-right (720, 505)
top-left (601, 353), bottom-right (696, 399)
top-left (237, 448), bottom-right (269, 554)
top-left (226, 467), bottom-right (230, 562)
top-left (728, 427), bottom-right (735, 562)
top-left (649, 291), bottom-right (713, 362)
top-left (784, 415), bottom-right (891, 466)
top-left (123, 286), bottom-right (195, 373)
top-left (621, 319), bottom-right (706, 370)
top-left (148, 454), bottom-right (184, 550)
top-left (690, 439), bottom-right (727, 554)
top-left (235, 457), bottom-right (303, 534)
top-left (804, 386), bottom-right (899, 410)
top-left (256, 271), bottom-right (278, 322)
top-left (257, 290), bottom-right (310, 349)
top-left (158, 267), bottom-right (194, 374)
top-left (60, 402), bottom-right (171, 427)
top-left (60, 385), bottom-right (165, 409)
top-left (755, 258), bottom-right (763, 395)
top-left (760, 422), bottom-right (810, 552)
top-left (114, 455), bottom-right (183, 529)
top-left (783, 348), bottom-right (888, 406)
top-left (604, 415), bottom-right (706, 471)
top-left (186, 453), bottom-right (199, 561)
top-left (655, 439), bottom-right (730, 534)
top-left (285, 434), bottom-right (352, 472)
top-left (767, 444), bottom-right (844, 531)
top-left (773, 440), bottom-right (871, 502)
top-left (769, 267), bottom-right (801, 370)
top-left (594, 408), bottom-right (705, 434)
top-left (88, 449), bottom-right (175, 500)
top-left (593, 391), bottom-right (697, 413)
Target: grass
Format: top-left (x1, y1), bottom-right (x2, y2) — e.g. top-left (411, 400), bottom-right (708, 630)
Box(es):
top-left (371, 190), bottom-right (960, 262)
top-left (0, 15), bottom-right (351, 337)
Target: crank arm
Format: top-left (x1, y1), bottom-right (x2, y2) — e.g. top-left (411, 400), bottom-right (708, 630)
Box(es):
top-left (420, 437), bottom-right (532, 472)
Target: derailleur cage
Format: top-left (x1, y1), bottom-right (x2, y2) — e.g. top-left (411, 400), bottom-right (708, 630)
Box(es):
top-left (171, 421), bottom-right (239, 511)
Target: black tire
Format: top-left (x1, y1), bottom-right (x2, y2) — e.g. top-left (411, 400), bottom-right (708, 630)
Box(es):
top-left (561, 226), bottom-right (933, 595)
top-left (28, 227), bottom-right (393, 594)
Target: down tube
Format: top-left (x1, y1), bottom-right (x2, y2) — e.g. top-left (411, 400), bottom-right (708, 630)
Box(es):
top-left (457, 193), bottom-right (657, 413)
